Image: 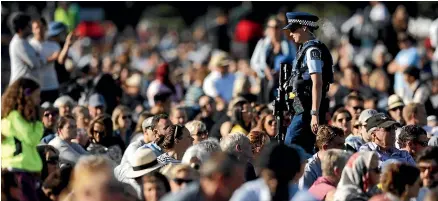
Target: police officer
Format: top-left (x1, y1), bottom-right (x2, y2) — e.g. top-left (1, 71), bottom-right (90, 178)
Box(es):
top-left (282, 12), bottom-right (334, 154)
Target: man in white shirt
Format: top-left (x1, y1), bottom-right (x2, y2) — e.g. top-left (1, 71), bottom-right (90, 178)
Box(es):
top-left (203, 51), bottom-right (236, 103)
top-left (8, 12), bottom-right (46, 84)
top-left (401, 66), bottom-right (431, 104)
top-left (29, 18), bottom-right (61, 103)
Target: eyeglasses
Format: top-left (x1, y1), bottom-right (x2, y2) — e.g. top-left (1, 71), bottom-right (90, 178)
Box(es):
top-left (44, 112), bottom-right (57, 117)
top-left (173, 178), bottom-right (193, 185)
top-left (370, 167), bottom-right (381, 174)
top-left (418, 165), bottom-right (438, 174)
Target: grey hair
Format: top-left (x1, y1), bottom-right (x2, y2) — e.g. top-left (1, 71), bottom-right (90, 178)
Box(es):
top-left (321, 149), bottom-right (352, 177)
top-left (181, 138), bottom-right (221, 165)
top-left (220, 133), bottom-right (250, 155)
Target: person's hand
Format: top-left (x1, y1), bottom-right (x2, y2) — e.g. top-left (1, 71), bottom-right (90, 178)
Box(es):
top-left (311, 115), bottom-right (319, 134)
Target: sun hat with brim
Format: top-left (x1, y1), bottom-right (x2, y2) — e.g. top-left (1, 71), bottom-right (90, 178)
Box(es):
top-left (47, 21), bottom-right (67, 38)
top-left (126, 148), bottom-right (164, 179)
top-left (366, 114), bottom-right (400, 132)
top-left (387, 94), bottom-right (405, 110)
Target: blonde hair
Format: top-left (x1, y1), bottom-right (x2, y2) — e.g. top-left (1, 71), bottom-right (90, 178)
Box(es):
top-left (160, 164), bottom-right (199, 180)
top-left (185, 120), bottom-right (207, 136)
top-left (321, 149), bottom-right (351, 177)
top-left (232, 76), bottom-right (252, 98)
top-left (369, 69), bottom-right (389, 91)
top-left (111, 105), bottom-right (131, 130)
top-left (70, 155), bottom-right (115, 191)
top-left (403, 103), bottom-right (426, 122)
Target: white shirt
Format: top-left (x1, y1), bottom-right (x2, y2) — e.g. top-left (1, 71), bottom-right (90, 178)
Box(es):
top-left (203, 71), bottom-right (236, 103)
top-left (400, 81), bottom-right (431, 105)
top-left (29, 38), bottom-right (61, 91)
top-left (302, 47), bottom-right (323, 80)
top-left (9, 35), bottom-right (45, 84)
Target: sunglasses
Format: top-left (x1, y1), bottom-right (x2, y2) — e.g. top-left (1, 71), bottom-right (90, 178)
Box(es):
top-left (173, 178), bottom-right (193, 185)
top-left (44, 112), bottom-right (57, 117)
top-left (288, 24), bottom-right (302, 33)
top-left (121, 115), bottom-right (131, 120)
top-left (390, 106), bottom-right (403, 112)
top-left (47, 156), bottom-right (59, 164)
top-left (370, 167), bottom-right (381, 174)
top-left (337, 117), bottom-right (352, 123)
top-left (353, 106), bottom-right (364, 111)
top-left (267, 119), bottom-right (275, 126)
top-left (93, 130), bottom-right (105, 136)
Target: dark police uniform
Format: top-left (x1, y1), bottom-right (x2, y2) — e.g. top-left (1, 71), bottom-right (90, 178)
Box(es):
top-left (282, 12), bottom-right (334, 154)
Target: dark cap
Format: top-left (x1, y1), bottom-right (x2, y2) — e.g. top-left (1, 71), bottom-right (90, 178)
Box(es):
top-left (366, 113), bottom-right (400, 132)
top-left (283, 12), bottom-right (319, 30)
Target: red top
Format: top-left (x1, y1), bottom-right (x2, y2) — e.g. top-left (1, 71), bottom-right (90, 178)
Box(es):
top-left (234, 20), bottom-right (263, 43)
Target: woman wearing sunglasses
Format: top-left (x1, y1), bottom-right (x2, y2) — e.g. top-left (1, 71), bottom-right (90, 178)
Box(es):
top-left (112, 105), bottom-right (134, 147)
top-left (87, 114), bottom-right (125, 164)
top-left (161, 164), bottom-right (199, 193)
top-left (230, 100), bottom-right (254, 135)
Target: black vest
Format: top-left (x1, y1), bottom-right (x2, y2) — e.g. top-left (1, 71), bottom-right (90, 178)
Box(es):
top-left (292, 39), bottom-right (334, 98)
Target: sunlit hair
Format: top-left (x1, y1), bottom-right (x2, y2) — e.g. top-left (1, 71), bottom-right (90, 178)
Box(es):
top-left (111, 105), bottom-right (131, 130)
top-left (1, 78), bottom-right (40, 122)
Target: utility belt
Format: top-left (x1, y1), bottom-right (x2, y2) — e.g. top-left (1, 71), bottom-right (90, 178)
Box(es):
top-left (288, 78), bottom-right (329, 115)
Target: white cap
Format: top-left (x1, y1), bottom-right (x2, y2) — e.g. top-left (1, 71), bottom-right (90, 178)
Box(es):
top-left (358, 109), bottom-right (378, 125)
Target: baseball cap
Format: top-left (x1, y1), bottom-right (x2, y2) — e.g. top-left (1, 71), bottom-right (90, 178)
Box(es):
top-left (387, 94), bottom-right (405, 110)
top-left (141, 117), bottom-right (154, 130)
top-left (88, 93), bottom-right (106, 108)
top-left (366, 113), bottom-right (400, 132)
top-left (358, 109), bottom-right (378, 125)
top-left (41, 101), bottom-right (56, 112)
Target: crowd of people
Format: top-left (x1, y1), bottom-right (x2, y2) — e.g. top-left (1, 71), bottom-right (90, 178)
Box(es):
top-left (2, 2), bottom-right (438, 201)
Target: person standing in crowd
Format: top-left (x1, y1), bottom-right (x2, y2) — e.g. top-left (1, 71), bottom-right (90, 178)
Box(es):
top-left (203, 51), bottom-right (236, 103)
top-left (29, 18), bottom-right (62, 103)
top-left (356, 109), bottom-right (378, 143)
top-left (230, 100), bottom-right (253, 135)
top-left (369, 163), bottom-right (421, 201)
top-left (251, 16), bottom-right (295, 104)
top-left (49, 115), bottom-right (88, 165)
top-left (87, 93), bottom-right (106, 119)
top-left (112, 105), bottom-right (134, 146)
top-left (231, 143), bottom-right (316, 201)
top-left (46, 21), bottom-right (74, 89)
top-left (161, 152), bottom-right (246, 201)
top-left (220, 133), bottom-right (257, 182)
top-left (9, 12), bottom-right (46, 84)
top-left (53, 95), bottom-right (75, 117)
top-left (416, 147), bottom-right (438, 201)
top-left (283, 12), bottom-right (334, 154)
top-left (87, 114), bottom-right (125, 163)
top-left (401, 66), bottom-right (431, 104)
top-left (41, 102), bottom-right (58, 138)
top-left (387, 94), bottom-right (405, 124)
top-left (185, 120), bottom-right (209, 145)
top-left (344, 92), bottom-right (365, 122)
top-left (398, 125), bottom-right (429, 158)
top-left (299, 125), bottom-right (345, 189)
top-left (155, 125), bottom-right (193, 165)
top-left (308, 149), bottom-right (351, 201)
top-left (1, 78), bottom-right (43, 201)
top-left (333, 151), bottom-right (381, 201)
top-left (170, 107), bottom-right (188, 125)
top-left (360, 114), bottom-right (415, 166)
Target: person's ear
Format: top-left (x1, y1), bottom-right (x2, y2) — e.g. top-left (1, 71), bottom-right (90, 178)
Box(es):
top-left (322, 144), bottom-right (329, 151)
top-left (407, 140), bottom-right (414, 148)
top-left (334, 167), bottom-right (341, 177)
top-left (236, 144), bottom-right (242, 152)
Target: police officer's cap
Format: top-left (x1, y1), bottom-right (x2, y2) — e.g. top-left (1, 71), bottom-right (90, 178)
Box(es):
top-left (283, 12), bottom-right (319, 30)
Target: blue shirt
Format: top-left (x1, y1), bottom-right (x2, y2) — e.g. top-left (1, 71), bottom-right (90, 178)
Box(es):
top-left (394, 47), bottom-right (419, 93)
top-left (230, 178), bottom-right (317, 201)
top-left (298, 153), bottom-right (322, 190)
top-left (359, 142), bottom-right (416, 167)
top-left (140, 142), bottom-right (163, 157)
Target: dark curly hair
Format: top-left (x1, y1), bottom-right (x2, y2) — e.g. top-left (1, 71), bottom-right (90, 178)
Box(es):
top-left (1, 78), bottom-right (40, 122)
top-left (398, 125), bottom-right (427, 148)
top-left (155, 124), bottom-right (186, 150)
top-left (316, 125), bottom-right (344, 150)
top-left (381, 163), bottom-right (420, 199)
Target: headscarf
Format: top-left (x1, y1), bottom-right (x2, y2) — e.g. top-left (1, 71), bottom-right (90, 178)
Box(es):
top-left (333, 151), bottom-right (377, 201)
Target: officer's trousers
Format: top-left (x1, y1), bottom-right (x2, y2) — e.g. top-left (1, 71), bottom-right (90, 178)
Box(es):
top-left (285, 98), bottom-right (328, 154)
